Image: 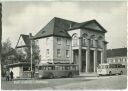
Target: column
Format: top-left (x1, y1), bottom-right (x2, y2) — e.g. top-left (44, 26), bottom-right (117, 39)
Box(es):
top-left (86, 39), bottom-right (90, 73)
top-left (94, 49), bottom-right (97, 72)
top-left (86, 49), bottom-right (90, 72)
top-left (103, 41), bottom-right (108, 63)
top-left (101, 51), bottom-right (103, 64)
top-left (79, 37), bottom-right (82, 72)
top-left (71, 50), bottom-right (73, 63)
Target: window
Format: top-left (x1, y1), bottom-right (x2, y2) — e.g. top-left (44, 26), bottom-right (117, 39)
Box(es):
top-left (66, 50), bottom-right (70, 58)
top-left (46, 49), bottom-right (49, 56)
top-left (82, 33), bottom-right (88, 46)
top-left (90, 35), bottom-right (95, 47)
top-left (123, 58), bottom-right (126, 62)
top-left (23, 67), bottom-right (30, 71)
top-left (90, 39), bottom-right (94, 47)
top-left (57, 49), bottom-right (61, 57)
top-left (57, 37), bottom-right (61, 45)
top-left (46, 38), bottom-right (49, 45)
top-left (66, 39), bottom-right (70, 46)
top-left (82, 38), bottom-right (86, 46)
top-left (72, 33), bottom-right (78, 46)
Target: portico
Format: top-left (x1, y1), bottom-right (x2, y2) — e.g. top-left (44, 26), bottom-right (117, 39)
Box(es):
top-left (72, 44), bottom-right (104, 73)
top-left (68, 20), bottom-right (107, 73)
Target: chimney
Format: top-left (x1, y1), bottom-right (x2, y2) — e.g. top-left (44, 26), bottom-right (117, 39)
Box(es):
top-left (29, 33), bottom-right (32, 40)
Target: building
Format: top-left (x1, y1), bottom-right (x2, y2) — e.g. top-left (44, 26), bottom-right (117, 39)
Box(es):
top-left (107, 48), bottom-right (127, 65)
top-left (33, 17), bottom-right (107, 73)
top-left (6, 34), bottom-right (33, 78)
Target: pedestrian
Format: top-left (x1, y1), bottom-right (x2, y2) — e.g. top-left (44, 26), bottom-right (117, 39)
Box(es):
top-left (6, 70), bottom-right (10, 81)
top-left (10, 71), bottom-right (14, 81)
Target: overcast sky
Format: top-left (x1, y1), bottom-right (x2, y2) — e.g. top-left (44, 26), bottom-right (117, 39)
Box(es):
top-left (2, 1), bottom-right (127, 49)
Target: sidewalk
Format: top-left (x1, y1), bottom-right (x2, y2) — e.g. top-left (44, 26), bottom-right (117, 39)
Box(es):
top-left (1, 77), bottom-right (35, 81)
top-left (80, 72), bottom-right (99, 77)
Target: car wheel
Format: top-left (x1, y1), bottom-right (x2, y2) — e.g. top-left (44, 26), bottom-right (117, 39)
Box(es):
top-left (68, 73), bottom-right (73, 78)
top-left (49, 73), bottom-right (54, 79)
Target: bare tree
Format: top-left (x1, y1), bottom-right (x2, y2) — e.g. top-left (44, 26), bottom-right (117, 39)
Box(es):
top-left (1, 39), bottom-right (14, 76)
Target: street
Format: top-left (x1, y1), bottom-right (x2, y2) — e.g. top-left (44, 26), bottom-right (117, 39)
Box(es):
top-left (1, 75), bottom-right (127, 90)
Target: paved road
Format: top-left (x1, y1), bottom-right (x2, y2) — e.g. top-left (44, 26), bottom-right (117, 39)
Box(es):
top-left (1, 75), bottom-right (127, 90)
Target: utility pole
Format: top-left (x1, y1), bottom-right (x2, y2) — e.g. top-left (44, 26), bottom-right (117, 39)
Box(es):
top-left (29, 33), bottom-right (33, 77)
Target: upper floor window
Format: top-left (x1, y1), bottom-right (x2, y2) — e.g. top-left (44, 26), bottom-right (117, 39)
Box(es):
top-left (66, 50), bottom-right (70, 58)
top-left (57, 49), bottom-right (61, 57)
top-left (90, 39), bottom-right (95, 47)
top-left (82, 33), bottom-right (88, 46)
top-left (46, 38), bottom-right (49, 45)
top-left (72, 33), bottom-right (78, 46)
top-left (66, 39), bottom-right (70, 46)
top-left (90, 35), bottom-right (95, 47)
top-left (57, 37), bottom-right (61, 45)
top-left (46, 49), bottom-right (49, 56)
top-left (97, 36), bottom-right (103, 48)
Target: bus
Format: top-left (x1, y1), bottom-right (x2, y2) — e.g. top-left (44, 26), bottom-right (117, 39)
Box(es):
top-left (34, 64), bottom-right (79, 79)
top-left (97, 63), bottom-right (126, 76)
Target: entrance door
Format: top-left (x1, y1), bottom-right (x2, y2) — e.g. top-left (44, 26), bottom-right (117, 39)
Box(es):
top-left (73, 50), bottom-right (79, 64)
top-left (90, 50), bottom-right (94, 72)
top-left (81, 50), bottom-right (86, 72)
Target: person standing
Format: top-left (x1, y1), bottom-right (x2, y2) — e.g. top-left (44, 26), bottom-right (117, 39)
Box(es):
top-left (10, 71), bottom-right (14, 81)
top-left (6, 70), bottom-right (10, 81)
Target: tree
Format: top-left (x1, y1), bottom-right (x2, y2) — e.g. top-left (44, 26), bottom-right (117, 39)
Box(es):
top-left (15, 39), bottom-right (40, 65)
top-left (0, 3), bottom-right (2, 77)
top-left (24, 40), bottom-right (40, 65)
top-left (1, 39), bottom-right (14, 76)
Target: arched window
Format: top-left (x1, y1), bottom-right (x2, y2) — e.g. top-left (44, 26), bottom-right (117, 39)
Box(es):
top-left (82, 33), bottom-right (88, 46)
top-left (90, 35), bottom-right (95, 47)
top-left (97, 36), bottom-right (103, 48)
top-left (72, 33), bottom-right (78, 46)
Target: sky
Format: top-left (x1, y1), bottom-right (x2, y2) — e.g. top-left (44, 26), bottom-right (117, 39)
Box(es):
top-left (2, 1), bottom-right (127, 49)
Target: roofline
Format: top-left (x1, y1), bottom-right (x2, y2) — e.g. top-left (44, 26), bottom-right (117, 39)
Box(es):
top-left (68, 27), bottom-right (106, 33)
top-left (53, 17), bottom-right (78, 24)
top-left (5, 62), bottom-right (35, 67)
top-left (33, 34), bottom-right (72, 40)
top-left (107, 47), bottom-right (127, 50)
top-left (16, 45), bottom-right (30, 48)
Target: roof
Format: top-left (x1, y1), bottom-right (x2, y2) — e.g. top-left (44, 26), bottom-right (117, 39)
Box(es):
top-left (107, 48), bottom-right (127, 58)
top-left (33, 17), bottom-right (77, 39)
top-left (33, 17), bottom-right (107, 39)
top-left (16, 34), bottom-right (30, 48)
top-left (69, 20), bottom-right (107, 33)
top-left (5, 62), bottom-right (34, 68)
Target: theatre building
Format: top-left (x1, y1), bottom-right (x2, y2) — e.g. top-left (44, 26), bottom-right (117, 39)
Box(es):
top-left (33, 17), bottom-right (107, 73)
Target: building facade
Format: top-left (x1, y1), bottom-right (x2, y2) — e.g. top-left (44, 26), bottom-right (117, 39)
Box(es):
top-left (33, 17), bottom-right (107, 73)
top-left (107, 48), bottom-right (127, 65)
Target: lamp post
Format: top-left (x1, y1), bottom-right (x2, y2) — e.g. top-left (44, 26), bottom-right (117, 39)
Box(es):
top-left (29, 33), bottom-right (33, 78)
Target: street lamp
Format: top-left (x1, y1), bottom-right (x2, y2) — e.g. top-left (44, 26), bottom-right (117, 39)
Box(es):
top-left (29, 33), bottom-right (33, 77)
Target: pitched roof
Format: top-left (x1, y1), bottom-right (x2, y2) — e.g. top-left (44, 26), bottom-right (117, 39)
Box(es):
top-left (33, 17), bottom-right (107, 39)
top-left (69, 20), bottom-right (107, 33)
top-left (107, 48), bottom-right (127, 58)
top-left (16, 34), bottom-right (30, 48)
top-left (33, 17), bottom-right (77, 39)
